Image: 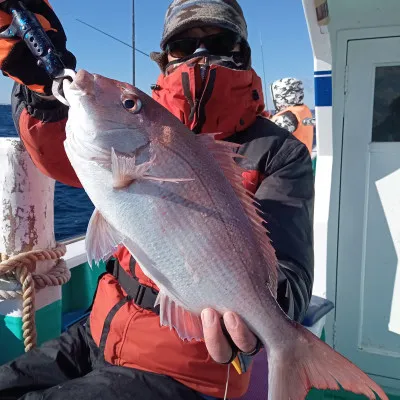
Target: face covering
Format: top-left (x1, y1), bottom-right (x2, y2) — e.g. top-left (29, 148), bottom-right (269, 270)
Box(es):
top-left (152, 56), bottom-right (267, 137)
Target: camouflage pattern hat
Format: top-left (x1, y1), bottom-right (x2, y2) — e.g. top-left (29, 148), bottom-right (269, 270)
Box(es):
top-left (271, 78), bottom-right (305, 112)
top-left (160, 0), bottom-right (248, 50)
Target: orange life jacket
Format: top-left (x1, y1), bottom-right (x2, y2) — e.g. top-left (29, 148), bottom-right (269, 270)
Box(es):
top-left (89, 62), bottom-right (267, 399)
top-left (272, 105), bottom-right (313, 154)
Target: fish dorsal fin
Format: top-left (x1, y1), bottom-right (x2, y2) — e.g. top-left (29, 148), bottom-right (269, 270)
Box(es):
top-left (196, 134), bottom-right (278, 295)
top-left (155, 291), bottom-right (203, 341)
top-left (86, 209), bottom-right (126, 266)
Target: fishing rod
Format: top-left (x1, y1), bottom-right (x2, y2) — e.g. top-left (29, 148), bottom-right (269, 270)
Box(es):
top-left (259, 30), bottom-right (269, 112)
top-left (75, 19), bottom-right (150, 59)
top-left (132, 0), bottom-right (135, 86)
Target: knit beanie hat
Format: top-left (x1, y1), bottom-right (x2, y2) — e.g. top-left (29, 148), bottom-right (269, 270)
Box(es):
top-left (151, 0), bottom-right (249, 71)
top-left (160, 0), bottom-right (248, 50)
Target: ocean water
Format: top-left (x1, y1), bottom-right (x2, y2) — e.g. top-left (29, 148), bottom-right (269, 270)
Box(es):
top-left (0, 104), bottom-right (94, 241)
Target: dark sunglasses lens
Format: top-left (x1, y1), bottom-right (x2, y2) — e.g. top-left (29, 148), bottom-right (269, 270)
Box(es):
top-left (204, 32), bottom-right (239, 55)
top-left (167, 38), bottom-right (198, 58)
top-left (166, 32), bottom-right (239, 58)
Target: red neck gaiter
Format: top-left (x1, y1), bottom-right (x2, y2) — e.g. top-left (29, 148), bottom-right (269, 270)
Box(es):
top-left (152, 62), bottom-right (268, 139)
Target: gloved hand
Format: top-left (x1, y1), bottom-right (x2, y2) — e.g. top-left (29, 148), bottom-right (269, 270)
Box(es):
top-left (0, 0), bottom-right (76, 95)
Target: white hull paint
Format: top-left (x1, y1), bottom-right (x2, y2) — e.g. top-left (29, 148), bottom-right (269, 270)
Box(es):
top-left (302, 0), bottom-right (332, 301)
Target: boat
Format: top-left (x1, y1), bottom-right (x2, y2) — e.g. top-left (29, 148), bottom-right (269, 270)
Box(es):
top-left (0, 0), bottom-right (399, 399)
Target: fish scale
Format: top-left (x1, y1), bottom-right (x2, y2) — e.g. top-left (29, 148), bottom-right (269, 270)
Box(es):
top-left (63, 70), bottom-right (388, 400)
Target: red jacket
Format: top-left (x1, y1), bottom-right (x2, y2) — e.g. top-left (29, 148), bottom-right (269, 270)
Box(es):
top-left (10, 65), bottom-right (314, 398)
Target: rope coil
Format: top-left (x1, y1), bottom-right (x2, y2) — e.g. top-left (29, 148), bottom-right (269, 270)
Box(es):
top-left (0, 243), bottom-right (70, 352)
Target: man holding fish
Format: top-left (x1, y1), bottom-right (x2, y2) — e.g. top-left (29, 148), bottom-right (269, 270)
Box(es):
top-left (0, 1), bottom-right (375, 400)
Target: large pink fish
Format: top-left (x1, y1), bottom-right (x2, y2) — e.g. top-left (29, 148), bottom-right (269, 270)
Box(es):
top-left (63, 70), bottom-right (387, 400)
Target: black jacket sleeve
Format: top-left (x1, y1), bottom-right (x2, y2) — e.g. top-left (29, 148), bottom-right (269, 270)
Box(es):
top-left (255, 137), bottom-right (314, 322)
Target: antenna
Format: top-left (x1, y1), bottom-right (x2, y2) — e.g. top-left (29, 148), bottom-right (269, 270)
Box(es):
top-left (259, 30), bottom-right (269, 112)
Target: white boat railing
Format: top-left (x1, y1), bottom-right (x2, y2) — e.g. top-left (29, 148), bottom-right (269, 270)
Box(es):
top-left (63, 238), bottom-right (87, 270)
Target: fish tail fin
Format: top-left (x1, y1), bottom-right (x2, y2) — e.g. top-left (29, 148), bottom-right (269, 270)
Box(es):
top-left (266, 324), bottom-right (388, 400)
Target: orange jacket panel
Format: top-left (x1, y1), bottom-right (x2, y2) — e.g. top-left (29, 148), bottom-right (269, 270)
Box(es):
top-left (272, 105), bottom-right (313, 154)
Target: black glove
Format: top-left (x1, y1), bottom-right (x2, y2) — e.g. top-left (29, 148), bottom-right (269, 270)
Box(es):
top-left (0, 0), bottom-right (76, 94)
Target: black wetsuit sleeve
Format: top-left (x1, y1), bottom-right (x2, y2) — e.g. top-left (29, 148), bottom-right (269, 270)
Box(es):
top-left (255, 139), bottom-right (314, 322)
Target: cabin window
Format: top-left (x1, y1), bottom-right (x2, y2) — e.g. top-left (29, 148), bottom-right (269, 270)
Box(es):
top-left (372, 66), bottom-right (400, 142)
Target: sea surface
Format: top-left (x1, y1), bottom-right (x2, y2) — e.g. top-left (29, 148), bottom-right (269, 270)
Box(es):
top-left (0, 104), bottom-right (94, 241)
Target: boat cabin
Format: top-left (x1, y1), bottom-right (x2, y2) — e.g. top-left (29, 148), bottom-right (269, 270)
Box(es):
top-left (305, 0), bottom-right (400, 397)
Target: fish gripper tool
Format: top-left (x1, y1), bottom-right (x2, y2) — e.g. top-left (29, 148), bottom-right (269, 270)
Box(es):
top-left (0, 0), bottom-right (75, 106)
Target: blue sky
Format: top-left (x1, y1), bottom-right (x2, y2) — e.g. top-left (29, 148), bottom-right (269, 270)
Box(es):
top-left (0, 0), bottom-right (314, 107)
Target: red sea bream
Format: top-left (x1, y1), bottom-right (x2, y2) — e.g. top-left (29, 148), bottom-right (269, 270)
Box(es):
top-left (63, 70), bottom-right (388, 400)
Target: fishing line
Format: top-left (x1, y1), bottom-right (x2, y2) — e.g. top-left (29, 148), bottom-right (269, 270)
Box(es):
top-left (75, 18), bottom-right (150, 58)
top-left (223, 363), bottom-right (231, 400)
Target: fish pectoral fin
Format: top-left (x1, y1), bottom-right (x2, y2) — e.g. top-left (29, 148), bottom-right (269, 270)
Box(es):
top-left (155, 291), bottom-right (203, 342)
top-left (111, 147), bottom-right (151, 188)
top-left (111, 147), bottom-right (194, 188)
top-left (86, 208), bottom-right (125, 266)
top-left (139, 176), bottom-right (195, 184)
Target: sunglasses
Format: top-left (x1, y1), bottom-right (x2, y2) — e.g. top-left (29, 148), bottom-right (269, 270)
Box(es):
top-left (165, 31), bottom-right (241, 59)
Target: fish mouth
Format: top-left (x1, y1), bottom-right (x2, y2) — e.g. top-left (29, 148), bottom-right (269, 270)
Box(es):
top-left (69, 69), bottom-right (96, 96)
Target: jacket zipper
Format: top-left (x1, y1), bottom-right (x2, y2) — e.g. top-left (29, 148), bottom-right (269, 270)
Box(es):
top-left (193, 65), bottom-right (216, 134)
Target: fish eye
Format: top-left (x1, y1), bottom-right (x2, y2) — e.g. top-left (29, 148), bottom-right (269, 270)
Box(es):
top-left (121, 95), bottom-right (142, 114)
